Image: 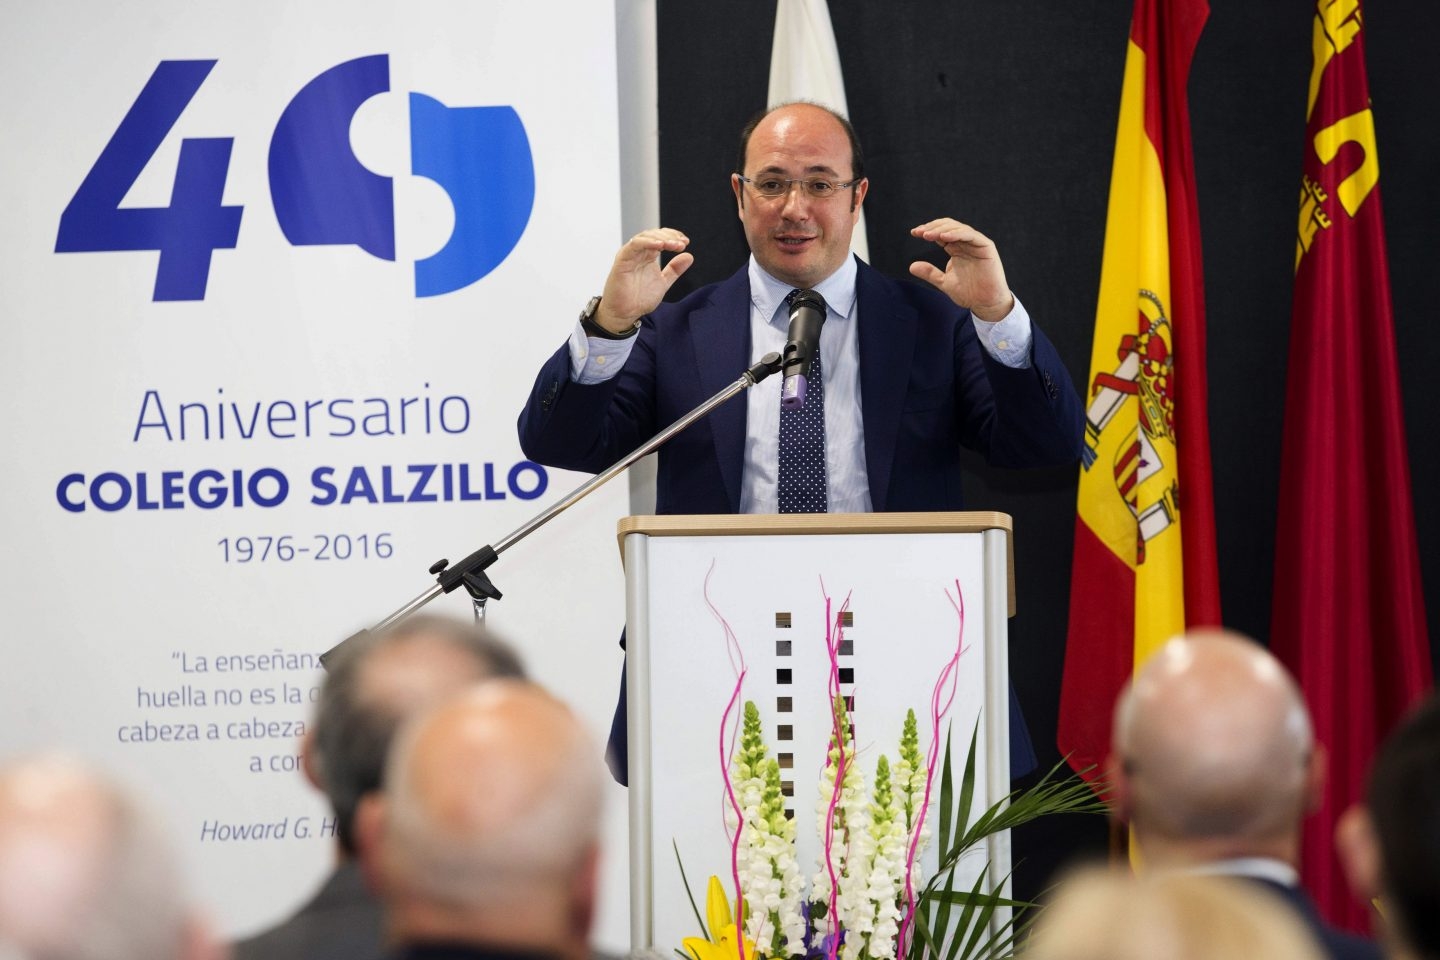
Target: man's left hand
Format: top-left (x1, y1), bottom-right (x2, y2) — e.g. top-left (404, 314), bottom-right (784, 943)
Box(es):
top-left (909, 218), bottom-right (1015, 322)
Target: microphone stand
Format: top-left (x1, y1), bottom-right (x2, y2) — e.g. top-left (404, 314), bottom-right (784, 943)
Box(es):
top-left (319, 351), bottom-right (785, 667)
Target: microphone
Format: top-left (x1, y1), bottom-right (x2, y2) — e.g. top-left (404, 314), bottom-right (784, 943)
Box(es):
top-left (780, 289), bottom-right (828, 410)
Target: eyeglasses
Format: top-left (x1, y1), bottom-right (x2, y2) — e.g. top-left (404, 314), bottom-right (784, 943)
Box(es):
top-left (737, 174), bottom-right (861, 200)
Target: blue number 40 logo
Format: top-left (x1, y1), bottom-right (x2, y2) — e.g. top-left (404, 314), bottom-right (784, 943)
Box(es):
top-left (54, 55), bottom-right (535, 301)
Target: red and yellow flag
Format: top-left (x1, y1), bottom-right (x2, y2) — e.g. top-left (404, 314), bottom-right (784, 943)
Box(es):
top-left (1272, 0), bottom-right (1432, 931)
top-left (1058, 0), bottom-right (1221, 780)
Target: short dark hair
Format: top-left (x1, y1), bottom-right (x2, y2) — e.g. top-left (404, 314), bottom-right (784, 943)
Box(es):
top-left (735, 101), bottom-right (865, 182)
top-left (311, 614), bottom-right (525, 854)
top-left (1368, 695), bottom-right (1440, 959)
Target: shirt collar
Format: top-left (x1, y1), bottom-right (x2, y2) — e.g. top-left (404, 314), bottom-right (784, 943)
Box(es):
top-left (748, 254), bottom-right (859, 326)
top-left (1182, 857), bottom-right (1299, 888)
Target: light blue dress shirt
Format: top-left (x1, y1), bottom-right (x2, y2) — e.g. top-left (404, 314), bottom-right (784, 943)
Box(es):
top-left (568, 257), bottom-right (1034, 512)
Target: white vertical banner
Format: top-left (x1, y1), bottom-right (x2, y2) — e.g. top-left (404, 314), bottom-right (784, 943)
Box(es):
top-left (0, 0), bottom-right (633, 947)
top-left (768, 0), bottom-right (869, 262)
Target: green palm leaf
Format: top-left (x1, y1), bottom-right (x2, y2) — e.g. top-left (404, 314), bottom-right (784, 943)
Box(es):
top-left (907, 722), bottom-right (1108, 960)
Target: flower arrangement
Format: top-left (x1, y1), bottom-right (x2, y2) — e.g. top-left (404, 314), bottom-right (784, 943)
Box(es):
top-left (681, 579), bottom-right (1105, 960)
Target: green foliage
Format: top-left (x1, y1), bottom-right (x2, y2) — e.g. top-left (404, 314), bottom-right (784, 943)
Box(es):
top-left (897, 710), bottom-right (925, 833)
top-left (674, 840), bottom-right (708, 941)
top-left (740, 700), bottom-right (769, 779)
top-left (872, 754), bottom-right (895, 827)
top-left (907, 724), bottom-right (1109, 960)
top-left (689, 701), bottom-right (1104, 960)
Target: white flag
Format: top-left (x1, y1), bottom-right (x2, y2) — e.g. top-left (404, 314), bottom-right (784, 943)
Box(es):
top-left (768, 0), bottom-right (869, 262)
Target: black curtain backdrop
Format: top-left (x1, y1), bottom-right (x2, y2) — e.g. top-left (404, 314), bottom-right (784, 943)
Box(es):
top-left (655, 1), bottom-right (1440, 896)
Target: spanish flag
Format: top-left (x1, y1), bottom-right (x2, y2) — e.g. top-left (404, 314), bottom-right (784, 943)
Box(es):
top-left (1058, 0), bottom-right (1220, 780)
top-left (1271, 0), bottom-right (1431, 930)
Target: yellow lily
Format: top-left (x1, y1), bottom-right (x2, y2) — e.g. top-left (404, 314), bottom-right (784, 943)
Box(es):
top-left (706, 874), bottom-right (734, 938)
top-left (683, 876), bottom-right (754, 960)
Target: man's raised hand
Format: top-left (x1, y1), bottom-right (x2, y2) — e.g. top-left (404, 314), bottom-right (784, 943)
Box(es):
top-left (595, 228), bottom-right (695, 334)
top-left (909, 218), bottom-right (1015, 322)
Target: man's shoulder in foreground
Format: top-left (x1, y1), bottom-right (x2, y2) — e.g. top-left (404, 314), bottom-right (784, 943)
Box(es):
top-left (390, 945), bottom-right (563, 960)
top-left (390, 946), bottom-right (624, 960)
top-left (233, 862), bottom-right (383, 960)
top-left (1246, 876), bottom-right (1383, 960)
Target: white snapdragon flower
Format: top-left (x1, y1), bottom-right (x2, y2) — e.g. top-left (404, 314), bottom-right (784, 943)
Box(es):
top-left (839, 756), bottom-right (908, 960)
top-left (892, 710), bottom-right (932, 895)
top-left (732, 703), bottom-right (807, 959)
top-left (812, 700), bottom-right (865, 910)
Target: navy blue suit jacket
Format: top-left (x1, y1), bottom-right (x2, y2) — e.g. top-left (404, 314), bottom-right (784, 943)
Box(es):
top-left (1251, 878), bottom-right (1383, 960)
top-left (518, 259), bottom-right (1084, 783)
top-left (519, 259), bottom-right (1083, 510)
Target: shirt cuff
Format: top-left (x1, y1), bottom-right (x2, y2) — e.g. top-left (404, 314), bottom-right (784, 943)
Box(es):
top-left (568, 321), bottom-right (639, 384)
top-left (971, 296), bottom-right (1033, 369)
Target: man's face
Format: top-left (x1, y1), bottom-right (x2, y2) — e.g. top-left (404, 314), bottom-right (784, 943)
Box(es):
top-left (732, 105), bottom-right (868, 290)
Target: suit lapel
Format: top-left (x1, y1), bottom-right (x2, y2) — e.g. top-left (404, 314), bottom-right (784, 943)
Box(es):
top-left (689, 268), bottom-right (752, 512)
top-left (856, 261), bottom-right (916, 512)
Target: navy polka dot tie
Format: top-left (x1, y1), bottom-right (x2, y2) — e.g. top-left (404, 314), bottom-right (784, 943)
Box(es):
top-left (778, 294), bottom-right (827, 513)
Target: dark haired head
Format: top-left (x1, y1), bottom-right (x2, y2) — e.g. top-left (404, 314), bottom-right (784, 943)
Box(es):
top-left (309, 614), bottom-right (525, 855)
top-left (1367, 696), bottom-right (1440, 959)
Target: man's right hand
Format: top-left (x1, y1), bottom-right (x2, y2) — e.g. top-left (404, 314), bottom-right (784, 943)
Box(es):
top-left (595, 228), bottom-right (695, 334)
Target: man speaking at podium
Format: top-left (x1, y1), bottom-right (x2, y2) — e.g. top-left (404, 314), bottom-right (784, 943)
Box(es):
top-left (518, 102), bottom-right (1083, 780)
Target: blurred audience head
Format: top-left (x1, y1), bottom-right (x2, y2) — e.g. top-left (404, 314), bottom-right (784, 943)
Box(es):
top-left (309, 614), bottom-right (525, 854)
top-left (1110, 628), bottom-right (1322, 866)
top-left (1024, 867), bottom-right (1325, 960)
top-left (0, 754), bottom-right (220, 960)
top-left (361, 680), bottom-right (604, 958)
top-left (1337, 694), bottom-right (1440, 959)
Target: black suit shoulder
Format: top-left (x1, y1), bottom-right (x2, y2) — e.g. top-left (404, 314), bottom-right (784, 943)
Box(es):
top-left (232, 863), bottom-right (384, 960)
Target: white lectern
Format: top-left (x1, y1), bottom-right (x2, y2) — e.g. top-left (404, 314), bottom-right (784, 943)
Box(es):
top-left (621, 512), bottom-right (1016, 954)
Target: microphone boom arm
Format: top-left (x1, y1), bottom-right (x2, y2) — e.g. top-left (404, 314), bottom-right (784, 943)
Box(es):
top-left (319, 351), bottom-right (785, 667)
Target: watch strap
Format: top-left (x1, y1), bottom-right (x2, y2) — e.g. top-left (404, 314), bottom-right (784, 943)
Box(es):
top-left (580, 296), bottom-right (639, 340)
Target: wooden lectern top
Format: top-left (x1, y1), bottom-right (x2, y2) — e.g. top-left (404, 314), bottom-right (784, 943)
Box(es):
top-left (617, 511), bottom-right (1015, 616)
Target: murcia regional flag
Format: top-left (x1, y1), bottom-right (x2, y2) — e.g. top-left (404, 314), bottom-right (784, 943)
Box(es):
top-left (1272, 0), bottom-right (1432, 931)
top-left (1058, 0), bottom-right (1221, 779)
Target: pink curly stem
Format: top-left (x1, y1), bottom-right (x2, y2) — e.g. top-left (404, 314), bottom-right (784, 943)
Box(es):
top-left (705, 560), bottom-right (749, 684)
top-left (821, 587), bottom-right (853, 960)
top-left (705, 561), bottom-right (750, 960)
top-left (705, 560), bottom-right (748, 828)
top-left (897, 580), bottom-right (968, 958)
top-left (720, 667), bottom-right (748, 960)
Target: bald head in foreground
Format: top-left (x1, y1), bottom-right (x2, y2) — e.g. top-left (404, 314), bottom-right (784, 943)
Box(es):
top-left (0, 755), bottom-right (220, 960)
top-left (1112, 628), bottom-right (1319, 865)
top-left (359, 681), bottom-right (605, 960)
top-left (1110, 629), bottom-right (1379, 960)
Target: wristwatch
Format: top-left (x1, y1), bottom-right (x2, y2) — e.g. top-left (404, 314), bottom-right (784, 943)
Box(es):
top-left (580, 296), bottom-right (640, 340)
